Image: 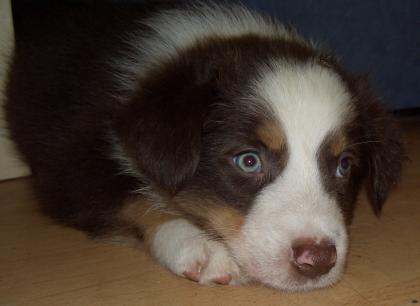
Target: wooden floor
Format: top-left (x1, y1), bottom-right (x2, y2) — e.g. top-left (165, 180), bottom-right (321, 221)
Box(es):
top-left (1, 119), bottom-right (419, 306)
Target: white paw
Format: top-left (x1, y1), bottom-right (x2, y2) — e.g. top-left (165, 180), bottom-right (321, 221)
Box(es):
top-left (151, 219), bottom-right (240, 285)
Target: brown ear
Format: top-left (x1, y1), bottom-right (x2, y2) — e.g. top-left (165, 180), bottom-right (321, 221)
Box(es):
top-left (354, 76), bottom-right (404, 215)
top-left (115, 83), bottom-right (214, 194)
top-left (365, 115), bottom-right (403, 215)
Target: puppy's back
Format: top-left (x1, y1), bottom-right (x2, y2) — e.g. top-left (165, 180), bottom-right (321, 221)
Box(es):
top-left (5, 4), bottom-right (150, 233)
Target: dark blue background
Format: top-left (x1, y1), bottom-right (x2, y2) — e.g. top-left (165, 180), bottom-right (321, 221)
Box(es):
top-left (241, 0), bottom-right (420, 110)
top-left (16, 0), bottom-right (418, 110)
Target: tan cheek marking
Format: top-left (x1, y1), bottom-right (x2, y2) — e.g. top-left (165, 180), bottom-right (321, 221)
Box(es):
top-left (120, 197), bottom-right (179, 251)
top-left (173, 193), bottom-right (245, 240)
top-left (257, 120), bottom-right (285, 152)
top-left (330, 132), bottom-right (347, 157)
top-left (206, 206), bottom-right (245, 239)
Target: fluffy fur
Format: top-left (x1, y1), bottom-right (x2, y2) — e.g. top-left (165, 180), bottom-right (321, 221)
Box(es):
top-left (5, 1), bottom-right (403, 292)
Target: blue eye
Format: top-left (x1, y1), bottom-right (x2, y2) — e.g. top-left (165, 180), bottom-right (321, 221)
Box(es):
top-left (233, 152), bottom-right (262, 173)
top-left (336, 153), bottom-right (353, 178)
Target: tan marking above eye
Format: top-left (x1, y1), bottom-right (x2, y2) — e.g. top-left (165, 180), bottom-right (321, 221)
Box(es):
top-left (257, 120), bottom-right (285, 152)
top-left (329, 132), bottom-right (347, 157)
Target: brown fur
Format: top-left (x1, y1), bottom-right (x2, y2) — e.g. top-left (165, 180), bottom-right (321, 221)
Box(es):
top-left (119, 197), bottom-right (180, 250)
top-left (173, 192), bottom-right (245, 240)
top-left (257, 121), bottom-right (286, 153)
top-left (329, 132), bottom-right (348, 157)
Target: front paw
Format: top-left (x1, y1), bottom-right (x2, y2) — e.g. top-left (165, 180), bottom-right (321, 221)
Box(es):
top-left (151, 219), bottom-right (240, 285)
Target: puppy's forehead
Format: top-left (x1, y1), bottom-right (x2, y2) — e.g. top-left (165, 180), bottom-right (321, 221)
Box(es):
top-left (254, 62), bottom-right (353, 153)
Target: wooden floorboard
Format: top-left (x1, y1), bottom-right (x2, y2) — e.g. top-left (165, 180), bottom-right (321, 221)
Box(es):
top-left (1, 119), bottom-right (419, 306)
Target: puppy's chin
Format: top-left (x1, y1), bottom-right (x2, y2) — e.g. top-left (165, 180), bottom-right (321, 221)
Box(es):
top-left (236, 251), bottom-right (346, 292)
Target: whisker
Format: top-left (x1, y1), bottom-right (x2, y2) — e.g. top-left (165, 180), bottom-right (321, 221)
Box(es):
top-left (346, 140), bottom-right (384, 149)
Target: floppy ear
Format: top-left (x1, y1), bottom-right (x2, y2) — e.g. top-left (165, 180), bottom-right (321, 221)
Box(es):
top-left (355, 76), bottom-right (404, 215)
top-left (115, 83), bottom-right (213, 194)
top-left (365, 115), bottom-right (403, 215)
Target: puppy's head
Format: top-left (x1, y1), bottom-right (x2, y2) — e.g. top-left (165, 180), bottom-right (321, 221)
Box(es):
top-left (115, 39), bottom-right (403, 291)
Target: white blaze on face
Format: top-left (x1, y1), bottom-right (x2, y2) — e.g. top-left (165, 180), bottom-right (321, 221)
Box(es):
top-left (231, 62), bottom-right (354, 291)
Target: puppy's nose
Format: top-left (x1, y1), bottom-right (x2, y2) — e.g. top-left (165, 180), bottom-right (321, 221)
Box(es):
top-left (292, 239), bottom-right (337, 279)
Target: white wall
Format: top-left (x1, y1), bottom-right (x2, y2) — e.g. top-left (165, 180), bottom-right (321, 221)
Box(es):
top-left (0, 0), bottom-right (30, 180)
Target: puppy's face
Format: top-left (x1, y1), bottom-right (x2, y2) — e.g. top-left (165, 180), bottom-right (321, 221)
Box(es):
top-left (117, 56), bottom-right (402, 291)
top-left (173, 63), bottom-right (360, 290)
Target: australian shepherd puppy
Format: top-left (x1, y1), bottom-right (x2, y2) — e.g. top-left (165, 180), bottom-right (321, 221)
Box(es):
top-left (5, 1), bottom-right (403, 291)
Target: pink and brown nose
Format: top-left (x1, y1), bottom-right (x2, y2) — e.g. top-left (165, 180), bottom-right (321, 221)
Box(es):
top-left (291, 239), bottom-right (337, 279)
